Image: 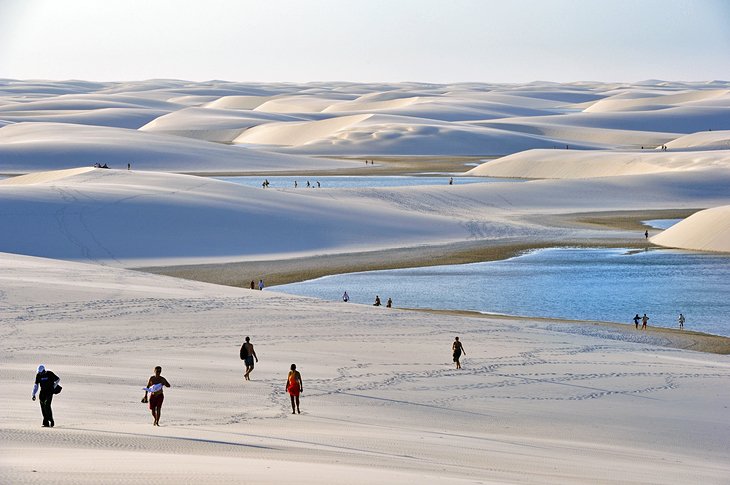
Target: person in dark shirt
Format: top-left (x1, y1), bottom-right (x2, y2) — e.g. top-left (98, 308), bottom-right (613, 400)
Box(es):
top-left (32, 365), bottom-right (60, 427)
top-left (452, 337), bottom-right (466, 369)
top-left (240, 336), bottom-right (259, 381)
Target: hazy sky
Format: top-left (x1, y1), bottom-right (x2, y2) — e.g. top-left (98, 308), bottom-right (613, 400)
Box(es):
top-left (1, 0), bottom-right (728, 83)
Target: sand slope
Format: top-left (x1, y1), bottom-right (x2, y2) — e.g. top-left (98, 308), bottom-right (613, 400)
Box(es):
top-left (651, 205), bottom-right (730, 252)
top-left (0, 122), bottom-right (358, 174)
top-left (2, 167), bottom-right (729, 267)
top-left (4, 79), bottom-right (730, 160)
top-left (1, 251), bottom-right (729, 484)
top-left (467, 148), bottom-right (730, 178)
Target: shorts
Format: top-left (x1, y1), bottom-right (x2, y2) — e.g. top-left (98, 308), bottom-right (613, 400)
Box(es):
top-left (149, 393), bottom-right (164, 410)
top-left (244, 356), bottom-right (255, 367)
top-left (453, 351), bottom-right (461, 362)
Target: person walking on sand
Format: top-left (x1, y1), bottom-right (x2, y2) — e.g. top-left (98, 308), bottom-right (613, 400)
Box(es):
top-left (373, 295), bottom-right (381, 306)
top-left (641, 313), bottom-right (649, 330)
top-left (258, 279), bottom-right (264, 291)
top-left (286, 364), bottom-right (303, 414)
top-left (240, 336), bottom-right (259, 381)
top-left (678, 313), bottom-right (685, 330)
top-left (452, 337), bottom-right (466, 369)
top-left (645, 230), bottom-right (649, 240)
top-left (633, 314), bottom-right (640, 329)
top-left (32, 365), bottom-right (60, 427)
top-left (386, 297), bottom-right (392, 308)
top-left (250, 280), bottom-right (255, 290)
top-left (342, 291), bottom-right (349, 302)
top-left (142, 366), bottom-right (170, 426)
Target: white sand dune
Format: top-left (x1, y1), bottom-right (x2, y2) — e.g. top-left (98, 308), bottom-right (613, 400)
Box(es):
top-left (0, 122), bottom-right (359, 174)
top-left (0, 168), bottom-right (469, 266)
top-left (1, 251), bottom-right (729, 484)
top-left (581, 88), bottom-right (730, 113)
top-left (467, 148), bottom-right (730, 179)
top-left (2, 167), bottom-right (729, 267)
top-left (475, 104), bottom-right (730, 145)
top-left (2, 79), bottom-right (730, 484)
top-left (651, 205), bottom-right (730, 252)
top-left (235, 113), bottom-right (596, 155)
top-left (203, 94), bottom-right (277, 110)
top-left (665, 130), bottom-right (730, 151)
top-left (0, 108), bottom-right (170, 129)
top-left (140, 107), bottom-right (306, 143)
top-left (233, 113), bottom-right (374, 146)
top-left (254, 94), bottom-right (358, 114)
top-left (3, 79), bottom-right (729, 158)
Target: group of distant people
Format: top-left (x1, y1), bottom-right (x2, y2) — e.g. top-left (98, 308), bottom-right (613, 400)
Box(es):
top-left (249, 279), bottom-right (265, 290)
top-left (373, 295), bottom-right (393, 308)
top-left (632, 313), bottom-right (685, 330)
top-left (342, 291), bottom-right (393, 308)
top-left (91, 162), bottom-right (132, 169)
top-left (293, 180), bottom-right (320, 188)
top-left (262, 180), bottom-right (324, 189)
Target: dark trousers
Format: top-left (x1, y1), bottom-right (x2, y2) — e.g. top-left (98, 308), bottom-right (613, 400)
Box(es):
top-left (39, 392), bottom-right (54, 426)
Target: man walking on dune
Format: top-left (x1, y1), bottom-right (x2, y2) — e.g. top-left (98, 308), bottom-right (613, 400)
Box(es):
top-left (142, 366), bottom-right (171, 426)
top-left (32, 364), bottom-right (60, 427)
top-left (452, 337), bottom-right (466, 369)
top-left (240, 336), bottom-right (259, 381)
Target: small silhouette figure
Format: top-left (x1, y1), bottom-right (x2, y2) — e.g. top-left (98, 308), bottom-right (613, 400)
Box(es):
top-left (240, 336), bottom-right (259, 381)
top-left (373, 295), bottom-right (381, 306)
top-left (452, 337), bottom-right (466, 369)
top-left (386, 297), bottom-right (392, 308)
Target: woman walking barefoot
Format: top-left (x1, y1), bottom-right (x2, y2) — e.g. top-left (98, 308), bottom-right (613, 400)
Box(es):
top-left (286, 364), bottom-right (303, 414)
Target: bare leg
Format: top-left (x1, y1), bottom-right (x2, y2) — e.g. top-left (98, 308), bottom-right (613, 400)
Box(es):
top-left (295, 396), bottom-right (300, 414)
top-left (290, 395), bottom-right (296, 414)
top-left (156, 407), bottom-right (161, 426)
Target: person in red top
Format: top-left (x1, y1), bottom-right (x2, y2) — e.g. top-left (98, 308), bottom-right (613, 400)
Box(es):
top-left (286, 364), bottom-right (303, 414)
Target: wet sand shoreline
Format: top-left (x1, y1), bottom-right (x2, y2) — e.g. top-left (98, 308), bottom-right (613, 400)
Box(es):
top-left (135, 187), bottom-right (727, 354)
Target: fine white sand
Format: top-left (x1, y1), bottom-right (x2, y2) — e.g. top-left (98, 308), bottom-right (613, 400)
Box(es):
top-left (1, 251), bottom-right (729, 484)
top-left (466, 148), bottom-right (730, 179)
top-left (1, 167), bottom-right (729, 267)
top-left (0, 122), bottom-right (360, 174)
top-left (1, 79), bottom-right (730, 484)
top-left (651, 205), bottom-right (730, 252)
